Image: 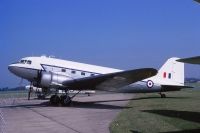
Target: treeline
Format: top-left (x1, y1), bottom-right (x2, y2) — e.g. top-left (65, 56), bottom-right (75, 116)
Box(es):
top-left (185, 78), bottom-right (200, 83)
top-left (0, 86), bottom-right (26, 91)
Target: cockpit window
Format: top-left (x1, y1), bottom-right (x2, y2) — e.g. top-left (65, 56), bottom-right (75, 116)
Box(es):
top-left (19, 60), bottom-right (32, 64)
top-left (20, 60), bottom-right (26, 64)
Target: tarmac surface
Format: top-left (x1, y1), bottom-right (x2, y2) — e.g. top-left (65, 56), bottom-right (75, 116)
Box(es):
top-left (0, 93), bottom-right (133, 133)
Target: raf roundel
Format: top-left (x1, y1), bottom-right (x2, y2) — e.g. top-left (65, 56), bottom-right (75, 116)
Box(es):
top-left (147, 80), bottom-right (154, 88)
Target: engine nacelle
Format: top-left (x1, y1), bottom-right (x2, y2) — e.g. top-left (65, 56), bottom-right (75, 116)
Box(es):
top-left (39, 71), bottom-right (72, 88)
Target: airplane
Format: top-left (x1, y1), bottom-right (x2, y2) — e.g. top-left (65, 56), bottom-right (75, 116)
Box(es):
top-left (177, 56), bottom-right (200, 65)
top-left (8, 56), bottom-right (187, 106)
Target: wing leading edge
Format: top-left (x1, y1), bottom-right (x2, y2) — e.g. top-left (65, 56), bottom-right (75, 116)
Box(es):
top-left (62, 68), bottom-right (157, 91)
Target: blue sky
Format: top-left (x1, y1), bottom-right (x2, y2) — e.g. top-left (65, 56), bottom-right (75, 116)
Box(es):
top-left (1, 0), bottom-right (200, 87)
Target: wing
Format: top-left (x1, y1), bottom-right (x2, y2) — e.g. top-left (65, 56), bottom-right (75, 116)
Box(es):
top-left (177, 56), bottom-right (200, 64)
top-left (62, 68), bottom-right (157, 91)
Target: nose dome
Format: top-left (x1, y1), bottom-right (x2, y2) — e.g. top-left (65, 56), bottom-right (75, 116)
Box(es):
top-left (8, 64), bottom-right (16, 74)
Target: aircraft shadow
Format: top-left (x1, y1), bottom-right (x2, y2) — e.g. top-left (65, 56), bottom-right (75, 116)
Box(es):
top-left (47, 95), bottom-right (188, 109)
top-left (0, 100), bottom-right (130, 110)
top-left (142, 110), bottom-right (200, 123)
top-left (129, 96), bottom-right (189, 101)
top-left (0, 96), bottom-right (189, 110)
top-left (70, 96), bottom-right (189, 104)
top-left (130, 130), bottom-right (142, 133)
top-left (69, 101), bottom-right (131, 110)
top-left (142, 109), bottom-right (200, 133)
top-left (130, 129), bottom-right (200, 133)
top-left (160, 128), bottom-right (200, 133)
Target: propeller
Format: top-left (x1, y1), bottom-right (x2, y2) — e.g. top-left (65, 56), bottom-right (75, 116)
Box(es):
top-left (27, 70), bottom-right (43, 100)
top-left (28, 70), bottom-right (42, 100)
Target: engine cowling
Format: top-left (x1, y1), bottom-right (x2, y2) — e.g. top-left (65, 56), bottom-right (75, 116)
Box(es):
top-left (39, 71), bottom-right (72, 88)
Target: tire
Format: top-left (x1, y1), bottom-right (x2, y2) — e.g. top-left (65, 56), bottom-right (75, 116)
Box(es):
top-left (60, 95), bottom-right (71, 106)
top-left (50, 95), bottom-right (60, 105)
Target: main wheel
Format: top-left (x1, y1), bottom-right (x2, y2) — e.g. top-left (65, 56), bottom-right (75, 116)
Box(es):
top-left (60, 95), bottom-right (71, 106)
top-left (50, 95), bottom-right (60, 105)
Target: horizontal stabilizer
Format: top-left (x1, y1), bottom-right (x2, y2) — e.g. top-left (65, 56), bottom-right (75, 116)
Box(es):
top-left (161, 85), bottom-right (193, 92)
top-left (177, 56), bottom-right (200, 65)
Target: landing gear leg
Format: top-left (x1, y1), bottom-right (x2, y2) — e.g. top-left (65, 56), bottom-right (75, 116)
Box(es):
top-left (50, 90), bottom-right (81, 106)
top-left (60, 95), bottom-right (71, 106)
top-left (28, 83), bottom-right (33, 100)
top-left (60, 90), bottom-right (81, 106)
top-left (159, 93), bottom-right (166, 98)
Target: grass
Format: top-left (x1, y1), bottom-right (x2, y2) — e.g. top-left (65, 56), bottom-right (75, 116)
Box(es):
top-left (110, 89), bottom-right (200, 133)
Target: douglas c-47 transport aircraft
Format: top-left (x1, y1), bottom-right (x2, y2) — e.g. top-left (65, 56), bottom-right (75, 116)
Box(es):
top-left (8, 56), bottom-right (188, 106)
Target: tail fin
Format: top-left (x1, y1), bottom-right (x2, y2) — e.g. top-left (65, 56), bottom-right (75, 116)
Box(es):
top-left (151, 57), bottom-right (184, 86)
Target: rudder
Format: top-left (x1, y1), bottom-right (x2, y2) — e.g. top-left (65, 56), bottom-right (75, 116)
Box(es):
top-left (150, 57), bottom-right (184, 86)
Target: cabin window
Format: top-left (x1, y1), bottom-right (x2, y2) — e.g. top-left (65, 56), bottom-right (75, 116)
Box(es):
top-left (91, 73), bottom-right (95, 76)
top-left (61, 68), bottom-right (66, 72)
top-left (27, 60), bottom-right (32, 64)
top-left (71, 70), bottom-right (76, 74)
top-left (81, 72), bottom-right (85, 76)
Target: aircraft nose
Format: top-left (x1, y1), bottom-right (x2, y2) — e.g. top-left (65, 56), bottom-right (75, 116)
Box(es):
top-left (8, 63), bottom-right (36, 80)
top-left (8, 64), bottom-right (17, 74)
